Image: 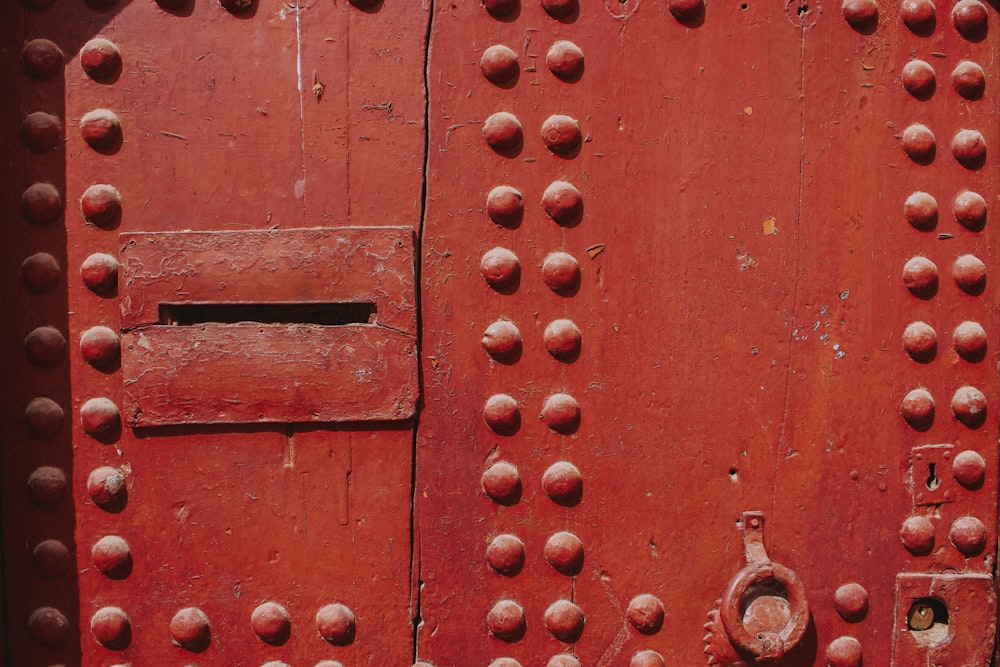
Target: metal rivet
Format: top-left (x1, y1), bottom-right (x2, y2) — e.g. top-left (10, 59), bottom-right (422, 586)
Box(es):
top-left (953, 450), bottom-right (986, 488)
top-left (903, 191), bottom-right (937, 230)
top-left (544, 531), bottom-right (584, 575)
top-left (27, 466), bottom-right (67, 507)
top-left (316, 603), bottom-right (356, 645)
top-left (81, 253), bottom-right (119, 297)
top-left (901, 60), bottom-right (935, 98)
top-left (901, 123), bottom-right (935, 163)
top-left (486, 534), bottom-right (526, 576)
top-left (171, 607), bottom-right (211, 652)
top-left (953, 190), bottom-right (987, 231)
top-left (80, 326), bottom-right (121, 369)
top-left (833, 583), bottom-right (869, 622)
top-left (480, 247), bottom-right (520, 291)
top-left (482, 461), bottom-right (522, 505)
top-left (901, 256), bottom-right (938, 297)
top-left (901, 321), bottom-right (936, 362)
top-left (80, 397), bottom-right (122, 442)
top-left (542, 181), bottom-right (583, 227)
top-left (487, 600), bottom-right (525, 642)
top-left (32, 539), bottom-right (72, 579)
top-left (481, 46), bottom-right (519, 86)
top-left (842, 0), bottom-right (878, 30)
top-left (951, 129), bottom-right (986, 169)
top-left (482, 321), bottom-right (522, 362)
top-left (542, 252), bottom-right (581, 294)
top-left (484, 394), bottom-right (520, 435)
top-left (21, 182), bottom-right (63, 225)
top-left (949, 516), bottom-right (987, 555)
top-left (25, 398), bottom-right (65, 440)
top-left (21, 252), bottom-right (61, 294)
top-left (541, 393), bottom-right (581, 434)
top-left (25, 326), bottom-right (66, 367)
top-left (825, 636), bottom-right (863, 667)
top-left (91, 606), bottom-right (131, 649)
top-left (87, 466), bottom-right (128, 511)
top-left (541, 0), bottom-right (578, 19)
top-left (952, 0), bottom-right (988, 39)
top-left (92, 535), bottom-right (133, 579)
top-left (81, 184), bottom-right (122, 229)
top-left (629, 651), bottom-right (666, 667)
top-left (953, 254), bottom-right (986, 293)
top-left (627, 594), bottom-right (665, 635)
top-left (547, 41), bottom-right (584, 81)
top-left (482, 0), bottom-right (519, 17)
top-left (488, 659), bottom-right (523, 667)
top-left (669, 0), bottom-right (705, 22)
top-left (951, 385), bottom-right (987, 428)
top-left (483, 112), bottom-right (523, 153)
top-left (22, 39), bottom-right (64, 79)
top-left (20, 112), bottom-right (62, 153)
top-left (900, 515), bottom-right (935, 555)
top-left (252, 602), bottom-right (291, 646)
top-left (27, 607), bottom-right (70, 646)
top-left (900, 388), bottom-right (934, 430)
top-left (540, 115), bottom-right (581, 155)
top-left (544, 319), bottom-right (582, 362)
top-left (543, 600), bottom-right (585, 643)
top-left (900, 0), bottom-right (935, 33)
top-left (542, 461), bottom-right (583, 506)
top-left (80, 109), bottom-right (122, 153)
top-left (80, 38), bottom-right (121, 82)
top-left (546, 655), bottom-right (581, 667)
top-left (486, 185), bottom-right (524, 228)
top-left (953, 321), bottom-right (987, 361)
top-left (220, 0), bottom-right (254, 13)
top-left (952, 61), bottom-right (986, 99)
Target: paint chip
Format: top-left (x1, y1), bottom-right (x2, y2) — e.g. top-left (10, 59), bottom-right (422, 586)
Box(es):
top-left (763, 216), bottom-right (778, 235)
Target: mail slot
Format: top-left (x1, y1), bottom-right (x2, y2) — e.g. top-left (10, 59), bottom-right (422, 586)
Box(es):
top-left (119, 227), bottom-right (417, 427)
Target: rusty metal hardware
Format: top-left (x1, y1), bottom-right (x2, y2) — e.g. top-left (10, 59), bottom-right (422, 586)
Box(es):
top-left (718, 512), bottom-right (810, 662)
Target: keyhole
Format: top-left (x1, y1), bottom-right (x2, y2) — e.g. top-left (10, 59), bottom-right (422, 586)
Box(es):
top-left (907, 597), bottom-right (948, 641)
top-left (926, 463), bottom-right (941, 490)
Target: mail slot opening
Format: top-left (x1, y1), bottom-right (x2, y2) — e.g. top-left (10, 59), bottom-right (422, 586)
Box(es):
top-left (159, 302), bottom-right (377, 326)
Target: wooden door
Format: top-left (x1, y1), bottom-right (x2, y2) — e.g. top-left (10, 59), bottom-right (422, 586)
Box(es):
top-left (2, 1), bottom-right (999, 666)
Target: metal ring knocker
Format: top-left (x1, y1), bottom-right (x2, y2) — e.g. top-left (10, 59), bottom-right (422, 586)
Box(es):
top-left (718, 512), bottom-right (810, 661)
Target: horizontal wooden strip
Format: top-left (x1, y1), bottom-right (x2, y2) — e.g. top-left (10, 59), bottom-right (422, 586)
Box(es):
top-left (121, 323), bottom-right (417, 426)
top-left (119, 227), bottom-right (415, 333)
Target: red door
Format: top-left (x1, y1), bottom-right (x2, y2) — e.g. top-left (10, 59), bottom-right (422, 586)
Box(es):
top-left (2, 1), bottom-right (998, 666)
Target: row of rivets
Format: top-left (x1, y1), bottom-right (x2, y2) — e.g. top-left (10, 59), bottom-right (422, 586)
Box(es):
top-left (899, 386), bottom-right (987, 430)
top-left (481, 41), bottom-right (584, 86)
top-left (486, 180), bottom-right (584, 229)
top-left (902, 59), bottom-right (985, 100)
top-left (900, 514), bottom-right (987, 556)
top-left (900, 124), bottom-right (987, 169)
top-left (904, 190), bottom-right (987, 232)
top-left (482, 318), bottom-right (582, 363)
top-left (483, 393), bottom-right (582, 435)
top-left (486, 599), bottom-right (585, 643)
top-left (17, 10), bottom-right (75, 653)
top-left (482, 460), bottom-right (583, 506)
top-left (486, 531), bottom-right (585, 577)
top-left (902, 320), bottom-right (987, 362)
top-left (481, 248), bottom-right (582, 294)
top-left (20, 0), bottom-right (273, 15)
top-left (484, 0), bottom-right (703, 22)
top-left (487, 651), bottom-right (665, 667)
top-left (902, 254), bottom-right (986, 297)
top-left (483, 113), bottom-right (583, 156)
top-left (846, 0), bottom-right (989, 39)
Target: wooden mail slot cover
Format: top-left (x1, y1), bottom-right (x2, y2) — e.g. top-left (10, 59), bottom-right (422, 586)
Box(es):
top-left (119, 228), bottom-right (417, 426)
